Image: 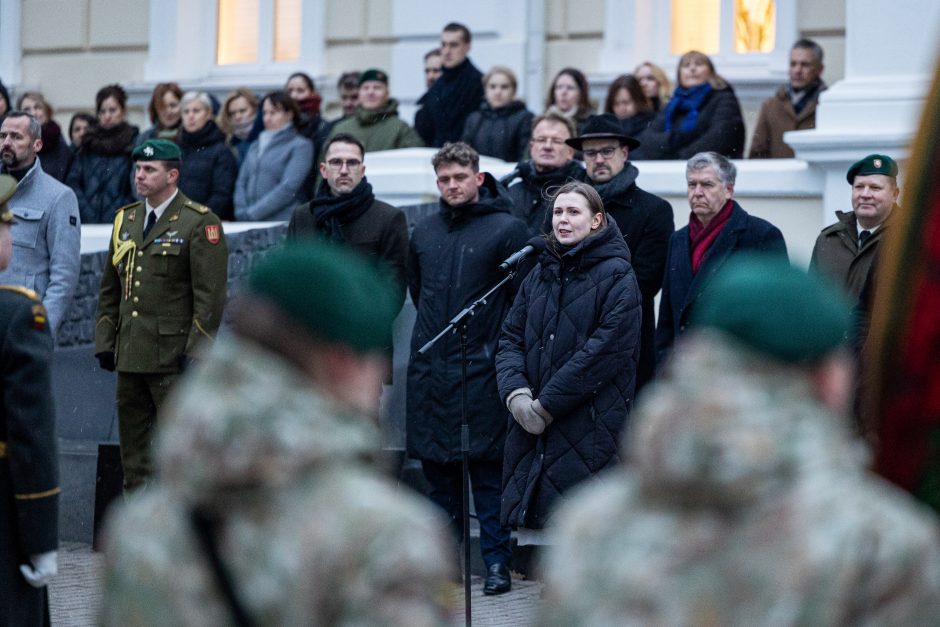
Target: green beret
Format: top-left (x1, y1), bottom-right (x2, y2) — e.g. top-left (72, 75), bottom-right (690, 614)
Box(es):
top-left (132, 138), bottom-right (182, 162)
top-left (248, 240), bottom-right (399, 353)
top-left (846, 153), bottom-right (898, 183)
top-left (358, 68), bottom-right (388, 86)
top-left (0, 174), bottom-right (16, 224)
top-left (693, 255), bottom-right (852, 363)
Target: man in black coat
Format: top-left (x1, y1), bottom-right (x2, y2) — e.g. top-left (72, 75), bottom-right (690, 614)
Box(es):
top-left (501, 112), bottom-right (586, 235)
top-left (415, 23), bottom-right (484, 148)
top-left (287, 133), bottom-right (408, 309)
top-left (407, 142), bottom-right (529, 595)
top-left (568, 114), bottom-right (674, 392)
top-left (0, 175), bottom-right (60, 627)
top-left (656, 152), bottom-right (788, 365)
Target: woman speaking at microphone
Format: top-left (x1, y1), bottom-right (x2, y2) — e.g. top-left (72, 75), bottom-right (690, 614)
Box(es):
top-left (495, 181), bottom-right (641, 541)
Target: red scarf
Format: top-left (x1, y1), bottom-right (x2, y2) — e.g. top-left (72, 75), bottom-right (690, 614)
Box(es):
top-left (296, 94), bottom-right (322, 117)
top-left (688, 200), bottom-right (734, 274)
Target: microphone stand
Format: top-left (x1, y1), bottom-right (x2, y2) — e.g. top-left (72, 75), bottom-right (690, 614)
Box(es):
top-left (418, 269), bottom-right (518, 627)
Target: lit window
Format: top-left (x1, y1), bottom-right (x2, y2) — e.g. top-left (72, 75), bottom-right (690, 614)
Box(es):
top-left (274, 0), bottom-right (301, 62)
top-left (217, 0), bottom-right (260, 65)
top-left (671, 0), bottom-right (720, 55)
top-left (216, 0), bottom-right (301, 66)
top-left (671, 0), bottom-right (775, 56)
top-left (734, 0), bottom-right (775, 53)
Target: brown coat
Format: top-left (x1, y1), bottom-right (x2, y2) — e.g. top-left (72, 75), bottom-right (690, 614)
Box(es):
top-left (749, 85), bottom-right (823, 159)
top-left (809, 209), bottom-right (891, 300)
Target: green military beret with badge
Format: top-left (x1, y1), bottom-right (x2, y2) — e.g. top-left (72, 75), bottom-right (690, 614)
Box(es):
top-left (846, 153), bottom-right (898, 184)
top-left (0, 174), bottom-right (17, 224)
top-left (132, 138), bottom-right (182, 162)
top-left (359, 68), bottom-right (388, 86)
top-left (248, 239), bottom-right (399, 353)
top-left (693, 255), bottom-right (852, 363)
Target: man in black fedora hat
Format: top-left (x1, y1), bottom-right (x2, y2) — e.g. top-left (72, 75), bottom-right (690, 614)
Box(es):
top-left (567, 113), bottom-right (674, 391)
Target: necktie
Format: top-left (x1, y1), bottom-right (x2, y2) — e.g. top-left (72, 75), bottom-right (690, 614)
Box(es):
top-left (859, 229), bottom-right (872, 247)
top-left (143, 210), bottom-right (157, 238)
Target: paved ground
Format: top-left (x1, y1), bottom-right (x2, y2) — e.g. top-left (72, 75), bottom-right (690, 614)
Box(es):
top-left (48, 542), bottom-right (543, 626)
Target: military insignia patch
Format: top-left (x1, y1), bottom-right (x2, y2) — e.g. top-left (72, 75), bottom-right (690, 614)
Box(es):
top-left (205, 224), bottom-right (220, 244)
top-left (874, 158), bottom-right (882, 168)
top-left (31, 304), bottom-right (46, 331)
top-left (143, 145), bottom-right (155, 157)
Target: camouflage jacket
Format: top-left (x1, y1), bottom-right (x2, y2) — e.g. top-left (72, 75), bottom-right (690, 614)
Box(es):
top-left (102, 336), bottom-right (454, 626)
top-left (540, 332), bottom-right (940, 626)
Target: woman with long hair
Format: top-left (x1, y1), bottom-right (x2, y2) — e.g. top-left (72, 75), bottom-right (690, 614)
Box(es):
top-left (634, 61), bottom-right (673, 112)
top-left (603, 74), bottom-right (655, 141)
top-left (544, 68), bottom-right (595, 135)
top-left (17, 91), bottom-right (73, 182)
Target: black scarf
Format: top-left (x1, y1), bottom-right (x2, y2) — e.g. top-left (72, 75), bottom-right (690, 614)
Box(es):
top-left (518, 159), bottom-right (585, 193)
top-left (180, 120), bottom-right (226, 151)
top-left (81, 122), bottom-right (139, 156)
top-left (789, 79), bottom-right (825, 115)
top-left (308, 178), bottom-right (375, 242)
top-left (592, 163), bottom-right (639, 202)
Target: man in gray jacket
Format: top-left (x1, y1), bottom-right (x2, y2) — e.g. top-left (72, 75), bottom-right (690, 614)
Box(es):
top-left (0, 111), bottom-right (81, 338)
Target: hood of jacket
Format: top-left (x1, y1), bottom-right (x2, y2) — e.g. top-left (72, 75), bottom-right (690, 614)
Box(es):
top-left (542, 216), bottom-right (632, 275)
top-left (155, 336), bottom-right (381, 503)
top-left (354, 99), bottom-right (402, 126)
top-left (628, 332), bottom-right (862, 509)
top-left (439, 171), bottom-right (513, 227)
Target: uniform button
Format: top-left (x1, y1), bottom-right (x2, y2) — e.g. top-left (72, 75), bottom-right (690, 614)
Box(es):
top-left (132, 311), bottom-right (138, 317)
top-left (136, 266), bottom-right (142, 272)
top-left (134, 281), bottom-right (140, 287)
top-left (133, 296), bottom-right (139, 303)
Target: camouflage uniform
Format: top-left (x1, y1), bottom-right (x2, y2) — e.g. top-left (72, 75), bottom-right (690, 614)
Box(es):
top-left (540, 332), bottom-right (940, 626)
top-left (102, 336), bottom-right (455, 626)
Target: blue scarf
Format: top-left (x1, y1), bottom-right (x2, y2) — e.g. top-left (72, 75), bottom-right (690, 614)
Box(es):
top-left (663, 83), bottom-right (713, 133)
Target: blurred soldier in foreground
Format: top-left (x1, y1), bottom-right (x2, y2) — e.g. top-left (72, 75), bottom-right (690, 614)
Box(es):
top-left (541, 256), bottom-right (940, 625)
top-left (0, 175), bottom-right (60, 626)
top-left (102, 241), bottom-right (453, 625)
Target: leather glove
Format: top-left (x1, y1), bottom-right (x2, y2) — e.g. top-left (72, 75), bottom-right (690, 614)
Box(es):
top-left (20, 550), bottom-right (57, 588)
top-left (96, 351), bottom-right (115, 372)
top-left (532, 399), bottom-right (556, 427)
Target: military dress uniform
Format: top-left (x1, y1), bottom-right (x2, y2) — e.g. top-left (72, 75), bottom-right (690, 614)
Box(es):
top-left (96, 141), bottom-right (228, 490)
top-left (0, 177), bottom-right (60, 627)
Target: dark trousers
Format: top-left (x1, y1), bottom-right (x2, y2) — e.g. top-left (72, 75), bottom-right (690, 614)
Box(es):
top-left (421, 458), bottom-right (512, 569)
top-left (116, 371), bottom-right (179, 491)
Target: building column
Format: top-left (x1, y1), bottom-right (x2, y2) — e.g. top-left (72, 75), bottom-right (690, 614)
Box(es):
top-left (0, 0), bottom-right (22, 85)
top-left (786, 0), bottom-right (940, 226)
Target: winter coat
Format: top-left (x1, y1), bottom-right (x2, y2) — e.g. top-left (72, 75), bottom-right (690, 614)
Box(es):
top-left (178, 121), bottom-right (238, 220)
top-left (234, 125), bottom-right (313, 222)
top-left (101, 336), bottom-right (453, 626)
top-left (36, 120), bottom-right (73, 183)
top-left (810, 209), bottom-right (890, 300)
top-left (325, 99), bottom-right (424, 153)
top-left (406, 174), bottom-right (530, 463)
top-left (540, 333), bottom-right (940, 627)
top-left (496, 220), bottom-right (642, 528)
top-left (502, 160), bottom-right (586, 235)
top-left (749, 82), bottom-right (825, 159)
top-left (593, 164), bottom-right (674, 391)
top-left (460, 101), bottom-right (534, 162)
top-left (67, 122), bottom-right (139, 224)
top-left (655, 201), bottom-right (788, 363)
top-left (637, 87), bottom-right (745, 160)
top-left (420, 58), bottom-right (485, 147)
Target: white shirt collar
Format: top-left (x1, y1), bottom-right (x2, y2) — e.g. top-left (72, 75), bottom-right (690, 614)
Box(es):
top-left (145, 189), bottom-right (179, 222)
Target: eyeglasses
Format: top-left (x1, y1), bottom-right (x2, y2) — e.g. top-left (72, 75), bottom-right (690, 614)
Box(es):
top-left (326, 158), bottom-right (362, 170)
top-left (531, 136), bottom-right (566, 146)
top-left (582, 146), bottom-right (620, 161)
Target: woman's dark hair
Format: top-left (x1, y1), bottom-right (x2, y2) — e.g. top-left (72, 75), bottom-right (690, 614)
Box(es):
top-left (95, 84), bottom-right (128, 114)
top-left (147, 82), bottom-right (183, 125)
top-left (261, 90), bottom-right (302, 129)
top-left (545, 68), bottom-right (592, 116)
top-left (68, 112), bottom-right (96, 138)
top-left (603, 74), bottom-right (652, 116)
top-left (286, 72), bottom-right (316, 93)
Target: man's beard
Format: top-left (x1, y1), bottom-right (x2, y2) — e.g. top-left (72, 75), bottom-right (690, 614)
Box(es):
top-left (0, 150), bottom-right (30, 171)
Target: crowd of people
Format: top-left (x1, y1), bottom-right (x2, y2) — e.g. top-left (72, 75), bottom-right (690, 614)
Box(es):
top-left (3, 20), bottom-right (938, 627)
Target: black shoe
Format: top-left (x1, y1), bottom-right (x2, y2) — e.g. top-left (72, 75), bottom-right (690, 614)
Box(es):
top-left (483, 563), bottom-right (511, 595)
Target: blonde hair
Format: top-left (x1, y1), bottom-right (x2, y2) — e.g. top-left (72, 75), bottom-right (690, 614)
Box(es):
top-left (482, 65), bottom-right (518, 95)
top-left (635, 61), bottom-right (673, 102)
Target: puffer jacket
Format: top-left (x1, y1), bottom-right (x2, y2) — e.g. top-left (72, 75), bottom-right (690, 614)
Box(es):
top-left (496, 219), bottom-right (642, 528)
top-left (460, 101), bottom-right (534, 162)
top-left (67, 122), bottom-right (139, 223)
top-left (178, 120), bottom-right (238, 220)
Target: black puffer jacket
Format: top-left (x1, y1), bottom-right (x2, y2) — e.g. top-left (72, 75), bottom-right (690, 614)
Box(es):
top-left (406, 174), bottom-right (530, 463)
top-left (496, 219), bottom-right (642, 528)
top-left (67, 122), bottom-right (139, 224)
top-left (636, 86), bottom-right (745, 160)
top-left (461, 101), bottom-right (534, 162)
top-left (178, 121), bottom-right (238, 220)
top-left (502, 160), bottom-right (586, 235)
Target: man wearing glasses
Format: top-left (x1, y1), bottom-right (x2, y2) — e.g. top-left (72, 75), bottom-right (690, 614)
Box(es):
top-left (567, 113), bottom-right (674, 392)
top-left (288, 133), bottom-right (408, 310)
top-left (501, 112), bottom-right (586, 235)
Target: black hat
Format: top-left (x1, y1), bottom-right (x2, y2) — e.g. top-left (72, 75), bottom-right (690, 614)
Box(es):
top-left (565, 113), bottom-right (641, 151)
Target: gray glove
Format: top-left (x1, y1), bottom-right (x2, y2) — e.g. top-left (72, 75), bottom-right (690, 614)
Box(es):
top-left (20, 550), bottom-right (57, 588)
top-left (532, 399), bottom-right (556, 427)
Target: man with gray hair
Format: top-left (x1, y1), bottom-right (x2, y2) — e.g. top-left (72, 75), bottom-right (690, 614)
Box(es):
top-left (0, 111), bottom-right (81, 338)
top-left (655, 151), bottom-right (787, 364)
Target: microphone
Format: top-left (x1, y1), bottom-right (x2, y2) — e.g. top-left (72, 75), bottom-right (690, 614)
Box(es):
top-left (498, 237), bottom-right (547, 272)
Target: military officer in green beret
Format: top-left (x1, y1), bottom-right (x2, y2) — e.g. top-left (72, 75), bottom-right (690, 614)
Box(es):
top-left (95, 139), bottom-right (228, 492)
top-left (810, 153), bottom-right (900, 299)
top-left (0, 174), bottom-right (61, 626)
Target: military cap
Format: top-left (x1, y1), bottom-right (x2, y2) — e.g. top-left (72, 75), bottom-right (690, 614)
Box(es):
top-left (565, 113), bottom-right (641, 151)
top-left (248, 240), bottom-right (399, 353)
top-left (0, 174), bottom-right (17, 224)
top-left (132, 138), bottom-right (182, 162)
top-left (846, 154), bottom-right (898, 183)
top-left (693, 255), bottom-right (852, 363)
top-left (358, 69), bottom-right (389, 86)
